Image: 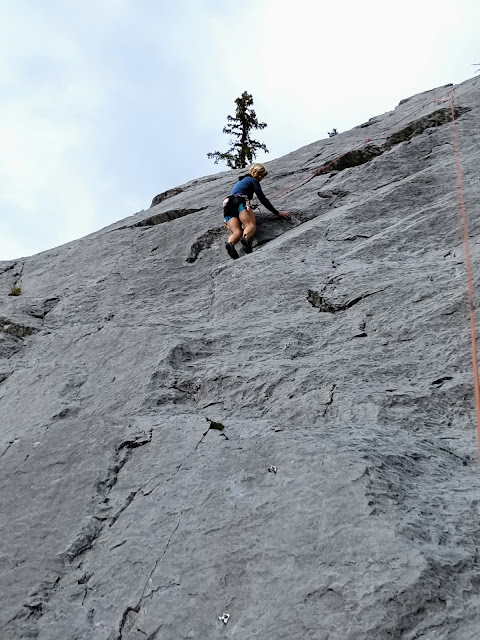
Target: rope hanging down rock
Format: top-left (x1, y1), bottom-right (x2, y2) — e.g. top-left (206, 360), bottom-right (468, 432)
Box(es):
top-left (450, 87), bottom-right (480, 472)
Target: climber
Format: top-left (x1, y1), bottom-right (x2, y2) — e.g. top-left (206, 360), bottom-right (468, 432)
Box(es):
top-left (223, 163), bottom-right (291, 259)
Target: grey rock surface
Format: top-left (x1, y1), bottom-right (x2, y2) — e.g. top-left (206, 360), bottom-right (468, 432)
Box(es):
top-left (1, 77), bottom-right (480, 639)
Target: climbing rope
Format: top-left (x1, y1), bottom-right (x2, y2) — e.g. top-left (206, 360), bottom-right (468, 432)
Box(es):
top-left (450, 87), bottom-right (480, 470)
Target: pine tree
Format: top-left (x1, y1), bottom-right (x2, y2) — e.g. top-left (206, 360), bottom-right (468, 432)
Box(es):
top-left (207, 91), bottom-right (269, 169)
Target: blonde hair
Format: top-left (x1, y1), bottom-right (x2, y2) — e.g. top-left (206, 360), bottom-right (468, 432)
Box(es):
top-left (249, 163), bottom-right (268, 179)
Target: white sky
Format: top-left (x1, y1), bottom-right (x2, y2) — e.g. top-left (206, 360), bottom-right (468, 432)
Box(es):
top-left (0, 0), bottom-right (478, 260)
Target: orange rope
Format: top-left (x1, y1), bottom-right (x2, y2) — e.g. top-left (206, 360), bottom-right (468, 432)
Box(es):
top-left (450, 87), bottom-right (480, 469)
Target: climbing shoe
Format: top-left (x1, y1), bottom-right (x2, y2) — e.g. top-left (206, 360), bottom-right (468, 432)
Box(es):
top-left (240, 236), bottom-right (253, 254)
top-left (225, 242), bottom-right (239, 260)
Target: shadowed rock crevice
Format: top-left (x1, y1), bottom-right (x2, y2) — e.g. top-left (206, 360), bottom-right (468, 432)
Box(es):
top-left (0, 370), bottom-right (13, 385)
top-left (51, 406), bottom-right (81, 421)
top-left (382, 106), bottom-right (471, 149)
top-left (315, 106), bottom-right (471, 175)
top-left (5, 576), bottom-right (62, 634)
top-left (317, 188), bottom-right (349, 200)
top-left (62, 517), bottom-right (104, 563)
top-left (185, 227), bottom-right (225, 263)
top-left (0, 317), bottom-right (39, 359)
top-left (150, 187), bottom-right (184, 208)
top-left (25, 298), bottom-right (60, 322)
top-left (1, 262), bottom-right (19, 275)
top-left (307, 289), bottom-right (380, 313)
top-left (317, 144), bottom-right (383, 173)
top-left (0, 318), bottom-right (38, 339)
top-left (134, 207), bottom-right (207, 227)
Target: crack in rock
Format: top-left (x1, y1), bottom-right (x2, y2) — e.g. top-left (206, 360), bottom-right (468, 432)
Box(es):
top-left (0, 370), bottom-right (13, 385)
top-left (109, 490), bottom-right (140, 527)
top-left (323, 384), bottom-right (337, 417)
top-left (1, 261), bottom-right (17, 273)
top-left (7, 261), bottom-right (25, 294)
top-left (0, 439), bottom-right (16, 459)
top-left (96, 431), bottom-right (153, 497)
top-left (328, 234), bottom-right (371, 243)
top-left (142, 419), bottom-right (225, 499)
top-left (117, 514), bottom-right (183, 639)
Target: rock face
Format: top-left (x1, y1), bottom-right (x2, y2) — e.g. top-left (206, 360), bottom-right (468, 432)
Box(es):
top-left (1, 77), bottom-right (480, 639)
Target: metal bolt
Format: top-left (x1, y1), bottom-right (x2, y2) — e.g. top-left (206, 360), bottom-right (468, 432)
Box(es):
top-left (219, 613), bottom-right (230, 625)
top-left (268, 465), bottom-right (277, 473)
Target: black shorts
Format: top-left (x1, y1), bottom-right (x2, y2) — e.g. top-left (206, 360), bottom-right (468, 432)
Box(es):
top-left (223, 195), bottom-right (247, 222)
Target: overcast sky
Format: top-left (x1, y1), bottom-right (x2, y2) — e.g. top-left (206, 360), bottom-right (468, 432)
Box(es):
top-left (1, 0), bottom-right (478, 260)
